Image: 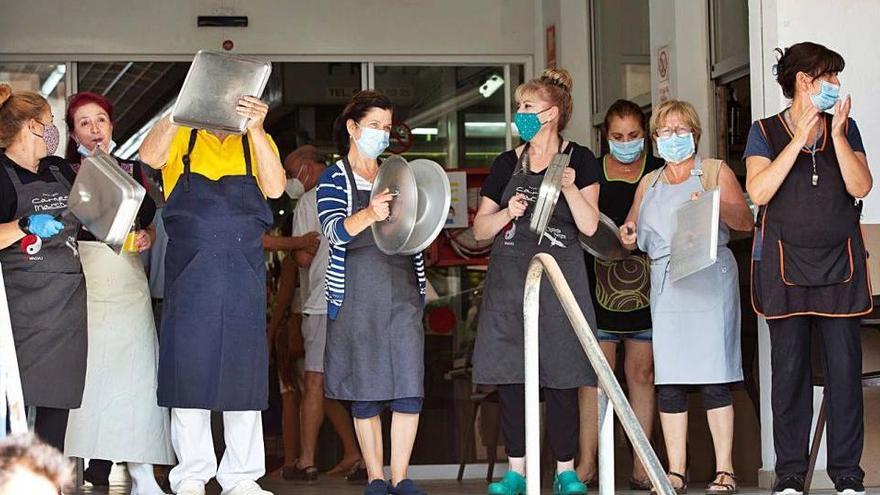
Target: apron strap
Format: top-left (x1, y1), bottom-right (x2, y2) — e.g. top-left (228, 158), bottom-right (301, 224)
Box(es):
top-left (341, 156), bottom-right (366, 212)
top-left (181, 128), bottom-right (199, 192)
top-left (242, 133), bottom-right (253, 177)
top-left (2, 162), bottom-right (24, 190)
top-left (47, 165), bottom-right (72, 191)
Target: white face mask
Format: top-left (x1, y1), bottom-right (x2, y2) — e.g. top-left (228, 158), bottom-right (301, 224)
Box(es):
top-left (285, 178), bottom-right (305, 200)
top-left (77, 139), bottom-right (117, 157)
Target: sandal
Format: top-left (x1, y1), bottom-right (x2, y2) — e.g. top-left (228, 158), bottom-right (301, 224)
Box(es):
top-left (629, 476), bottom-right (653, 491)
top-left (652, 471), bottom-right (688, 494)
top-left (706, 471), bottom-right (738, 494)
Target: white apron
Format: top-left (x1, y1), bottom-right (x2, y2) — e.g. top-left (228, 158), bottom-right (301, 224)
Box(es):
top-left (65, 241), bottom-right (174, 465)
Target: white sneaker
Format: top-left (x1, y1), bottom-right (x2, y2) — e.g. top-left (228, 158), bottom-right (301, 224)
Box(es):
top-left (221, 480), bottom-right (273, 495)
top-left (176, 480), bottom-right (206, 495)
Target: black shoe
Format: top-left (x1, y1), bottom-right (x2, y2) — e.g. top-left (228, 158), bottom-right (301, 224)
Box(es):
top-left (771, 474), bottom-right (804, 495)
top-left (364, 479), bottom-right (389, 495)
top-left (347, 464), bottom-right (369, 485)
top-left (83, 466), bottom-right (110, 487)
top-left (388, 479), bottom-right (427, 495)
top-left (282, 465), bottom-right (319, 483)
top-left (834, 476), bottom-right (865, 495)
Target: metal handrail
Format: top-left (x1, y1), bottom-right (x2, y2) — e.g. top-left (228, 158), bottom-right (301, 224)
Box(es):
top-left (523, 253), bottom-right (673, 495)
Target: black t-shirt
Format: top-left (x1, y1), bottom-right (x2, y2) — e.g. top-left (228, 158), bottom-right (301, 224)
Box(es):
top-left (480, 142), bottom-right (601, 204)
top-left (0, 152), bottom-right (78, 223)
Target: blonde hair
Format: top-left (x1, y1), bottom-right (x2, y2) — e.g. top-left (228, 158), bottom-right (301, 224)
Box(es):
top-left (650, 99), bottom-right (702, 147)
top-left (514, 68), bottom-right (574, 131)
top-left (0, 84), bottom-right (50, 148)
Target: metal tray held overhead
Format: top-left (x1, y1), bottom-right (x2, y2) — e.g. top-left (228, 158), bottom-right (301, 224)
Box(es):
top-left (370, 156), bottom-right (451, 256)
top-left (578, 212), bottom-right (630, 261)
top-left (67, 148), bottom-right (146, 252)
top-left (529, 150), bottom-right (571, 244)
top-left (668, 188), bottom-right (721, 282)
top-left (171, 50), bottom-right (272, 134)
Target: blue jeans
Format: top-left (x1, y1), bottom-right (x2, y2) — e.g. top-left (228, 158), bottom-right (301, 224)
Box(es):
top-left (596, 328), bottom-right (653, 344)
top-left (350, 397), bottom-right (423, 419)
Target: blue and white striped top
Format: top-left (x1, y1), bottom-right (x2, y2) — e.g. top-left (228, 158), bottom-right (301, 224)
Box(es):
top-left (316, 160), bottom-right (426, 320)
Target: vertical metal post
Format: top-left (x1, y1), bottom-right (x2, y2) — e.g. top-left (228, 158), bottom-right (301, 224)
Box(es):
top-left (598, 388), bottom-right (615, 495)
top-left (524, 253), bottom-right (673, 495)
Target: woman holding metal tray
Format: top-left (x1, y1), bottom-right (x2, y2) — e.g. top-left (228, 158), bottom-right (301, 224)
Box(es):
top-left (0, 84), bottom-right (86, 454)
top-left (577, 99), bottom-right (663, 490)
top-left (471, 68), bottom-right (601, 495)
top-left (61, 91), bottom-right (173, 495)
top-left (618, 99), bottom-right (753, 494)
top-left (317, 91), bottom-right (426, 495)
top-left (745, 42), bottom-right (872, 495)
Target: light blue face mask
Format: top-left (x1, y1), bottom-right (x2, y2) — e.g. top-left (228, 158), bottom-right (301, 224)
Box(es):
top-left (810, 80), bottom-right (840, 112)
top-left (657, 133), bottom-right (695, 164)
top-left (77, 139), bottom-right (117, 157)
top-left (354, 124), bottom-right (390, 159)
top-left (608, 138), bottom-right (645, 164)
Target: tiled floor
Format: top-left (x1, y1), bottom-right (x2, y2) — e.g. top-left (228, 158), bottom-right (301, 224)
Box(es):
top-left (70, 468), bottom-right (845, 495)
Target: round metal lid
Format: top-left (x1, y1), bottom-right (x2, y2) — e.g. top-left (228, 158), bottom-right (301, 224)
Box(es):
top-left (529, 152), bottom-right (570, 243)
top-left (371, 155), bottom-right (418, 255)
top-left (578, 212), bottom-right (629, 261)
top-left (398, 159), bottom-right (452, 255)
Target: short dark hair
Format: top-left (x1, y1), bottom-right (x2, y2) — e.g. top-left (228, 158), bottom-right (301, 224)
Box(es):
top-left (332, 90), bottom-right (394, 155)
top-left (774, 42), bottom-right (845, 99)
top-left (0, 434), bottom-right (72, 492)
top-left (603, 99), bottom-right (647, 137)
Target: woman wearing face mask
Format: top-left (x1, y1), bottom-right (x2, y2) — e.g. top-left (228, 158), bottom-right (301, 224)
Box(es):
top-left (471, 68), bottom-right (601, 495)
top-left (0, 84), bottom-right (86, 452)
top-left (60, 92), bottom-right (173, 495)
top-left (745, 42), bottom-right (872, 495)
top-left (618, 100), bottom-right (753, 494)
top-left (317, 91), bottom-right (427, 495)
top-left (577, 99), bottom-right (662, 489)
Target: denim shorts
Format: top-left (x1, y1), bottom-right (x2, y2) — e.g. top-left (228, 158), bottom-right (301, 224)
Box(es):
top-left (350, 397), bottom-right (423, 419)
top-left (596, 328), bottom-right (653, 344)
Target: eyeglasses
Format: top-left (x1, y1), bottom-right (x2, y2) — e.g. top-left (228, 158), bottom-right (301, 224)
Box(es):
top-left (655, 126), bottom-right (693, 138)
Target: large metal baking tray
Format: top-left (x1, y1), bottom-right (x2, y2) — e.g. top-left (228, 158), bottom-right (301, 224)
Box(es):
top-left (170, 50), bottom-right (272, 134)
top-left (397, 159), bottom-right (451, 255)
top-left (529, 151), bottom-right (571, 244)
top-left (579, 212), bottom-right (629, 261)
top-left (67, 148), bottom-right (146, 252)
top-left (371, 156), bottom-right (418, 255)
top-left (668, 188), bottom-right (720, 282)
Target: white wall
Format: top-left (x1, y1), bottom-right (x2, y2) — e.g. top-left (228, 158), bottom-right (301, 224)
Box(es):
top-left (649, 0), bottom-right (715, 156)
top-left (0, 0), bottom-right (535, 58)
top-left (749, 0), bottom-right (880, 221)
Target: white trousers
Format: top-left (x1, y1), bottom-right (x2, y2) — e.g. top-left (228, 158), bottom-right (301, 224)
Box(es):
top-left (168, 408), bottom-right (265, 492)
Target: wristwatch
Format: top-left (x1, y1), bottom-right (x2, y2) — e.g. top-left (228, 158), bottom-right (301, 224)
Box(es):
top-left (18, 216), bottom-right (30, 235)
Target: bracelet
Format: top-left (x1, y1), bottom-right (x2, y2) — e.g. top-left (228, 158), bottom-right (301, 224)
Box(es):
top-left (17, 216), bottom-right (30, 235)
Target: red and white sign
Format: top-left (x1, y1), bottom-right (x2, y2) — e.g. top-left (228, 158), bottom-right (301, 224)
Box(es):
top-left (546, 25), bottom-right (557, 69)
top-left (657, 45), bottom-right (670, 83)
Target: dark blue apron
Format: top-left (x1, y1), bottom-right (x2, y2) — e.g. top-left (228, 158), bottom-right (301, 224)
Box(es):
top-left (157, 130), bottom-right (273, 411)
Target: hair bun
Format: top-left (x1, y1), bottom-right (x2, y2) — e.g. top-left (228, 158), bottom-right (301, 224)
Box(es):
top-left (540, 68), bottom-right (573, 93)
top-left (0, 84), bottom-right (12, 107)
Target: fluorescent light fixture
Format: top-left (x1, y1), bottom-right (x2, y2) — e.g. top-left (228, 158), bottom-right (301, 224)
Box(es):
top-left (39, 64), bottom-right (66, 97)
top-left (412, 127), bottom-right (439, 136)
top-left (116, 102), bottom-right (174, 160)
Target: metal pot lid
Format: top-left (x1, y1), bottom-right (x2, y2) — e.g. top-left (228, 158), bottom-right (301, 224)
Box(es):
top-left (371, 155), bottom-right (418, 255)
top-left (398, 159), bottom-right (452, 256)
top-left (578, 212), bottom-right (629, 261)
top-left (529, 151), bottom-right (571, 243)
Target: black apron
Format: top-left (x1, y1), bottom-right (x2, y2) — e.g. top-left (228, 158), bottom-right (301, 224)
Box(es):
top-left (157, 130), bottom-right (273, 411)
top-left (323, 158), bottom-right (424, 402)
top-left (472, 142), bottom-right (598, 389)
top-left (0, 161), bottom-right (87, 408)
top-left (751, 112), bottom-right (872, 318)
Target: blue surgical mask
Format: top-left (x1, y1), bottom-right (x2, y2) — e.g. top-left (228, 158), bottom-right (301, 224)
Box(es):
top-left (608, 138), bottom-right (645, 164)
top-left (514, 107), bottom-right (551, 142)
top-left (77, 140), bottom-right (117, 157)
top-left (657, 133), bottom-right (695, 164)
top-left (354, 124), bottom-right (390, 159)
top-left (810, 80), bottom-right (840, 112)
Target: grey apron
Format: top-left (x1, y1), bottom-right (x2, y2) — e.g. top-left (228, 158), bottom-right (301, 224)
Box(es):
top-left (472, 143), bottom-right (597, 389)
top-left (0, 161), bottom-right (87, 408)
top-left (637, 157), bottom-right (742, 385)
top-left (323, 159), bottom-right (424, 402)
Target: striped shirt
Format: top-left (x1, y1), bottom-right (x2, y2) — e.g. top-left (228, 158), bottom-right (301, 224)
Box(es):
top-left (316, 160), bottom-right (426, 320)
